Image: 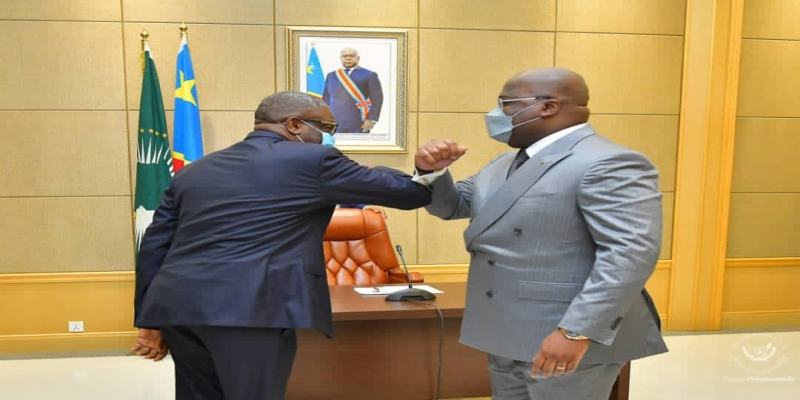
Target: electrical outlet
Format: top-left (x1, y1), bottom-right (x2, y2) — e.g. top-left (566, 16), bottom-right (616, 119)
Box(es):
top-left (68, 321), bottom-right (84, 333)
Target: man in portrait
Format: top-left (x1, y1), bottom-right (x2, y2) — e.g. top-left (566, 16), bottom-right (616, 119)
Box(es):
top-left (322, 47), bottom-right (384, 133)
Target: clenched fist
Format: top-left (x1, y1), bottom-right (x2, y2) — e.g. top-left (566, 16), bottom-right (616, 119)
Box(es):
top-left (414, 139), bottom-right (468, 173)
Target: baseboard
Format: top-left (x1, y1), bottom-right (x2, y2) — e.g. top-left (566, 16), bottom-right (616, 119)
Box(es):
top-left (5, 258), bottom-right (796, 355)
top-left (721, 310), bottom-right (800, 328)
top-left (0, 331), bottom-right (137, 354)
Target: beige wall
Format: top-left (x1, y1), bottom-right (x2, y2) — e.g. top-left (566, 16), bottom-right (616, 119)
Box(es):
top-left (729, 0), bottom-right (800, 258)
top-left (7, 0), bottom-right (798, 352)
top-left (719, 0), bottom-right (800, 328)
top-left (0, 0), bottom-right (684, 274)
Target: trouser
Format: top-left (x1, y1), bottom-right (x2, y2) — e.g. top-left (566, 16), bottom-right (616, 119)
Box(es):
top-left (488, 353), bottom-right (624, 400)
top-left (161, 325), bottom-right (297, 400)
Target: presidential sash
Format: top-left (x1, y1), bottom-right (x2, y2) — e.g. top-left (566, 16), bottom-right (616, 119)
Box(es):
top-left (335, 68), bottom-right (372, 120)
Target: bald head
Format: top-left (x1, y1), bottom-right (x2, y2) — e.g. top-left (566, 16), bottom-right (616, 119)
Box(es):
top-left (499, 67), bottom-right (591, 148)
top-left (511, 67), bottom-right (589, 107)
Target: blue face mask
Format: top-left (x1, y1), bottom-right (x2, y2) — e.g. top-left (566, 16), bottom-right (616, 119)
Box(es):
top-left (484, 99), bottom-right (547, 144)
top-left (300, 120), bottom-right (336, 147)
top-left (321, 132), bottom-right (336, 147)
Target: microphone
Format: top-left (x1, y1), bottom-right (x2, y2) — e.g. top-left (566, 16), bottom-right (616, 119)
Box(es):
top-left (385, 245), bottom-right (436, 301)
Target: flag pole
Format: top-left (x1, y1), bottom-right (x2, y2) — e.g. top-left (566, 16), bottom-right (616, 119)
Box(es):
top-left (140, 29), bottom-right (149, 51)
top-left (140, 29), bottom-right (149, 72)
top-left (179, 22), bottom-right (188, 41)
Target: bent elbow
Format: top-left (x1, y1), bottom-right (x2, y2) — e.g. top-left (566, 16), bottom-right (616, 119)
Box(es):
top-left (397, 190), bottom-right (432, 210)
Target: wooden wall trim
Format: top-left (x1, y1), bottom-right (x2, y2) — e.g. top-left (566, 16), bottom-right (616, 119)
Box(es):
top-left (410, 260), bottom-right (673, 273)
top-left (668, 0), bottom-right (745, 331)
top-left (726, 258), bottom-right (800, 268)
top-left (0, 260), bottom-right (676, 285)
top-left (0, 332), bottom-right (137, 355)
top-left (708, 0), bottom-right (746, 331)
top-left (6, 258), bottom-right (797, 354)
top-left (721, 310), bottom-right (800, 329)
top-left (0, 272), bottom-right (133, 284)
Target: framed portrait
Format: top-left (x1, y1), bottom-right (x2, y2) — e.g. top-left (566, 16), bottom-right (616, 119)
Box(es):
top-left (287, 27), bottom-right (408, 153)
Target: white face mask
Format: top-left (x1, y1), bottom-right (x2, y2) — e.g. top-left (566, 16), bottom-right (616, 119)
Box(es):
top-left (484, 98), bottom-right (547, 144)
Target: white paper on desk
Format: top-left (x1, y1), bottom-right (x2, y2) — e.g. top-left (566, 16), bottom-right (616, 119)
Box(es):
top-left (353, 285), bottom-right (444, 295)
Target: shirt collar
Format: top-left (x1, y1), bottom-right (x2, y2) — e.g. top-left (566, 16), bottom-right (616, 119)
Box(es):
top-left (524, 122), bottom-right (589, 158)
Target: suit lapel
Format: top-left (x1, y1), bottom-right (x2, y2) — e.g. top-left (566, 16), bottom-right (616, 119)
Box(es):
top-left (463, 127), bottom-right (596, 246)
top-left (478, 152), bottom-right (515, 207)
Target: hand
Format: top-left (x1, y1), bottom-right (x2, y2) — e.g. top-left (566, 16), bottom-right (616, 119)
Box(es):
top-left (530, 330), bottom-right (590, 378)
top-left (414, 139), bottom-right (468, 172)
top-left (364, 206), bottom-right (387, 219)
top-left (361, 120), bottom-right (376, 132)
top-left (131, 328), bottom-right (169, 362)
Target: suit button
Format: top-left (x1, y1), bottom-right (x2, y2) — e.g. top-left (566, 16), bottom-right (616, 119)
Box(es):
top-left (488, 260), bottom-right (495, 266)
top-left (486, 290), bottom-right (493, 298)
top-left (513, 228), bottom-right (522, 236)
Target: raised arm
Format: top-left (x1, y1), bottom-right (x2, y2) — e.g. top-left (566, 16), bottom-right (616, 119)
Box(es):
top-left (320, 148), bottom-right (431, 210)
top-left (420, 169), bottom-right (476, 220)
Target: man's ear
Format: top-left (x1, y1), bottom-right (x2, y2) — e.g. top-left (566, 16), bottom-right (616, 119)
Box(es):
top-left (284, 117), bottom-right (303, 135)
top-left (541, 100), bottom-right (562, 117)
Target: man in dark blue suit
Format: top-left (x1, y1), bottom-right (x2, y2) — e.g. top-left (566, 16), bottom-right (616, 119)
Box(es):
top-left (132, 92), bottom-right (431, 400)
top-left (322, 47), bottom-right (383, 133)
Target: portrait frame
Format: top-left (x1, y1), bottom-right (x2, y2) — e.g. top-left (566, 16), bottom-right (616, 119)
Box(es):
top-left (287, 26), bottom-right (408, 153)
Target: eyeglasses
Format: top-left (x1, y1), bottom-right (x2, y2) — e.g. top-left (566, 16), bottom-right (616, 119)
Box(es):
top-left (300, 119), bottom-right (338, 135)
top-left (498, 96), bottom-right (553, 109)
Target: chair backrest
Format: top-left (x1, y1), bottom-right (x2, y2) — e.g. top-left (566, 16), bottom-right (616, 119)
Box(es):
top-left (323, 208), bottom-right (400, 286)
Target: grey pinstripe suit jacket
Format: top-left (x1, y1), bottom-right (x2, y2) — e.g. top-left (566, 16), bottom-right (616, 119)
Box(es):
top-left (425, 125), bottom-right (668, 364)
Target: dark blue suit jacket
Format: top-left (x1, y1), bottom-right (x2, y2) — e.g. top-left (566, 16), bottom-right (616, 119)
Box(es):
top-left (134, 130), bottom-right (431, 337)
top-left (322, 66), bottom-right (383, 133)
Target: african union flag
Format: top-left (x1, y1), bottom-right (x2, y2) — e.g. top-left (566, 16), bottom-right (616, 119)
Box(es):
top-left (134, 42), bottom-right (173, 253)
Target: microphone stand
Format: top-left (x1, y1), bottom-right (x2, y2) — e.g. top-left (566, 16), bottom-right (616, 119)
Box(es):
top-left (385, 245), bottom-right (436, 301)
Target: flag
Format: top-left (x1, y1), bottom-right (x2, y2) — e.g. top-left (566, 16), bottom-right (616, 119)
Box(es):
top-left (134, 43), bottom-right (174, 253)
top-left (306, 46), bottom-right (325, 98)
top-left (173, 34), bottom-right (203, 173)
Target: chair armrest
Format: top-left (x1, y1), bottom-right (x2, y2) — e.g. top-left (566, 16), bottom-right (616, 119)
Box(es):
top-left (388, 267), bottom-right (424, 284)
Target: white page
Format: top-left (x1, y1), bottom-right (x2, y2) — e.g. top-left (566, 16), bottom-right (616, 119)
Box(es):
top-left (353, 284), bottom-right (444, 295)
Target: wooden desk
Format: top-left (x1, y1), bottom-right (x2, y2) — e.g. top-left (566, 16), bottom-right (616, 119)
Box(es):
top-left (285, 282), bottom-right (630, 400)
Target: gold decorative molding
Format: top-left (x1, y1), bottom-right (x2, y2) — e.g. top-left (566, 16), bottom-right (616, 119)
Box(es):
top-left (0, 271), bottom-right (133, 284)
top-left (721, 310), bottom-right (800, 329)
top-left (0, 332), bottom-right (137, 355)
top-left (726, 257), bottom-right (800, 268)
top-left (0, 261), bottom-right (675, 285)
top-left (407, 264), bottom-right (472, 275)
top-left (668, 0), bottom-right (745, 331)
top-left (9, 257), bottom-right (798, 354)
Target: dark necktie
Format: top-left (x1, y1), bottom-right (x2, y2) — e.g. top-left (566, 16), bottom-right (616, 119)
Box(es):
top-left (507, 149), bottom-right (529, 179)
top-left (345, 68), bottom-right (352, 75)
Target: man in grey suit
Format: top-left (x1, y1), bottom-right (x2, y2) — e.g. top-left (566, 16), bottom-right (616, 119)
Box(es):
top-left (413, 67), bottom-right (667, 399)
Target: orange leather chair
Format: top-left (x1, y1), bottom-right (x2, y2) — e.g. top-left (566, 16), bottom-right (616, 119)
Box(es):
top-left (323, 208), bottom-right (424, 286)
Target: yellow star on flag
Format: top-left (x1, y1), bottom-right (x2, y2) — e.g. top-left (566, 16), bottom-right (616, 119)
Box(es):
top-left (174, 70), bottom-right (198, 107)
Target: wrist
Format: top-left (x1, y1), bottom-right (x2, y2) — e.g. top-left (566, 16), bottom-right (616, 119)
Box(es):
top-left (415, 166), bottom-right (436, 175)
top-left (558, 327), bottom-right (589, 341)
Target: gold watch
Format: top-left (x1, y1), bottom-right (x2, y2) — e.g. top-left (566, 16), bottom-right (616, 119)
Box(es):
top-left (559, 327), bottom-right (589, 340)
